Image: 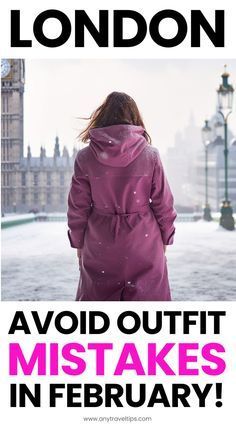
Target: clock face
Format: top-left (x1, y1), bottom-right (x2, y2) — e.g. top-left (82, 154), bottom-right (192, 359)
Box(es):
top-left (1, 59), bottom-right (11, 78)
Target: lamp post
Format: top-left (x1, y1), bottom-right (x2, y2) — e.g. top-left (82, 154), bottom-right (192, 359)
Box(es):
top-left (214, 119), bottom-right (224, 139)
top-left (217, 66), bottom-right (235, 231)
top-left (201, 120), bottom-right (212, 221)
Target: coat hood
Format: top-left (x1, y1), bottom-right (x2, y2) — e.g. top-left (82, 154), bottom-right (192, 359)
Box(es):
top-left (89, 124), bottom-right (147, 167)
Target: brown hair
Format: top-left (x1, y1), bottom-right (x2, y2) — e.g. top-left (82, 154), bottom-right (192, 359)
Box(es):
top-left (78, 91), bottom-right (151, 144)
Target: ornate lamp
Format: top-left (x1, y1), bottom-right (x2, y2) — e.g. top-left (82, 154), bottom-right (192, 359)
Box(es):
top-left (201, 120), bottom-right (212, 221)
top-left (217, 66), bottom-right (235, 231)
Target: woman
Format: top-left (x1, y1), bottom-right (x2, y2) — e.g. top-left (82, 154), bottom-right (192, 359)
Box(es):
top-left (67, 92), bottom-right (176, 301)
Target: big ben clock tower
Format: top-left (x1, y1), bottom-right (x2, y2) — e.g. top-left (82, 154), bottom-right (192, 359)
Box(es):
top-left (1, 59), bottom-right (25, 212)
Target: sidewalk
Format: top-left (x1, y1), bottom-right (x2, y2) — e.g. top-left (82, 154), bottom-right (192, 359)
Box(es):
top-left (1, 221), bottom-right (236, 301)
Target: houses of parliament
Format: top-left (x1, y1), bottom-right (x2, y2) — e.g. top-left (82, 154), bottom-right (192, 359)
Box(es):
top-left (1, 59), bottom-right (76, 214)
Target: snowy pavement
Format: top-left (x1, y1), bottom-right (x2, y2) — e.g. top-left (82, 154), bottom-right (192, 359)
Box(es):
top-left (168, 221), bottom-right (236, 301)
top-left (1, 221), bottom-right (236, 301)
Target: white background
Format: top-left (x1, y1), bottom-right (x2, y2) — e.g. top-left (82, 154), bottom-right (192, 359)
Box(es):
top-left (0, 302), bottom-right (235, 423)
top-left (0, 0), bottom-right (235, 59)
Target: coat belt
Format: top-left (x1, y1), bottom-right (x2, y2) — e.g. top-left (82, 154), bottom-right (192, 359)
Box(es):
top-left (92, 204), bottom-right (151, 239)
top-left (93, 203), bottom-right (151, 217)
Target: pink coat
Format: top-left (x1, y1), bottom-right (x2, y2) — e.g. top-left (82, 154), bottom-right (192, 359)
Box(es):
top-left (67, 124), bottom-right (176, 301)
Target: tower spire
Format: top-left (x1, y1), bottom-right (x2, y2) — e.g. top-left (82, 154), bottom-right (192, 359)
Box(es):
top-left (54, 135), bottom-right (60, 158)
top-left (27, 145), bottom-right (31, 161)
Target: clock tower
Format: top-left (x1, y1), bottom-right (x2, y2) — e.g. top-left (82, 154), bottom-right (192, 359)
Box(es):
top-left (1, 59), bottom-right (25, 212)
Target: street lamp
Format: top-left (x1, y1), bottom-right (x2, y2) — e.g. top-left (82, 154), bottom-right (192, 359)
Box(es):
top-left (214, 119), bottom-right (224, 139)
top-left (201, 120), bottom-right (213, 221)
top-left (217, 65), bottom-right (235, 231)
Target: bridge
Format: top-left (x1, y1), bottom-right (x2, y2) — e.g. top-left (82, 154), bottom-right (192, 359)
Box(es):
top-left (2, 211), bottom-right (229, 229)
top-left (1, 216), bottom-right (236, 302)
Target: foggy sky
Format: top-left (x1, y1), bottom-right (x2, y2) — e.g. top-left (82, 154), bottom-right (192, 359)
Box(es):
top-left (24, 59), bottom-right (236, 157)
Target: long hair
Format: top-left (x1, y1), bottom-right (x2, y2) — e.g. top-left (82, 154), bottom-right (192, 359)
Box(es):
top-left (78, 91), bottom-right (151, 144)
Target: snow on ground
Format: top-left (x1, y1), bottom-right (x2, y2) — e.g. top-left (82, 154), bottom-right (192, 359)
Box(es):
top-left (1, 222), bottom-right (78, 301)
top-left (1, 221), bottom-right (236, 301)
top-left (168, 221), bottom-right (236, 301)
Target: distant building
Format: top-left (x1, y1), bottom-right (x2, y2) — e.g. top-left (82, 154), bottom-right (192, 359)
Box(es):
top-left (165, 109), bottom-right (236, 212)
top-left (164, 114), bottom-right (201, 209)
top-left (1, 59), bottom-right (76, 213)
top-left (195, 135), bottom-right (236, 211)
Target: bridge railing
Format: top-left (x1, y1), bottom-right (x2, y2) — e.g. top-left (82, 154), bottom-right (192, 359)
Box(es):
top-left (1, 213), bottom-right (35, 229)
top-left (2, 211), bottom-right (235, 228)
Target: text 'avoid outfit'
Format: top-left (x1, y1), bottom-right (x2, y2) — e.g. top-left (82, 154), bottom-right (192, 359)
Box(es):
top-left (67, 124), bottom-right (177, 301)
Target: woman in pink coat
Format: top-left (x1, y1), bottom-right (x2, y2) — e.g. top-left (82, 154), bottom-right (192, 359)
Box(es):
top-left (67, 92), bottom-right (176, 301)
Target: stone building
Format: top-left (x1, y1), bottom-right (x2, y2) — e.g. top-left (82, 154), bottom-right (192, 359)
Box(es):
top-left (164, 114), bottom-right (201, 210)
top-left (195, 134), bottom-right (236, 212)
top-left (165, 108), bottom-right (236, 213)
top-left (1, 59), bottom-right (76, 214)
